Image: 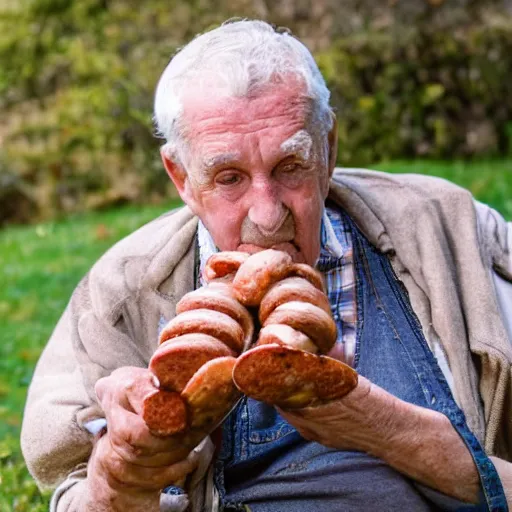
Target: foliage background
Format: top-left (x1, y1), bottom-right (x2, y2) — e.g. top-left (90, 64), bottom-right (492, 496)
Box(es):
top-left (1, 0), bottom-right (512, 225)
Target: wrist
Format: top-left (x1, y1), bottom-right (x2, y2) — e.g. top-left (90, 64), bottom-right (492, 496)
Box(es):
top-left (337, 378), bottom-right (401, 455)
top-left (84, 436), bottom-right (161, 512)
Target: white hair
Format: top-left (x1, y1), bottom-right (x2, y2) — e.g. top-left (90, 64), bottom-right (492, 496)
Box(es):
top-left (154, 19), bottom-right (333, 162)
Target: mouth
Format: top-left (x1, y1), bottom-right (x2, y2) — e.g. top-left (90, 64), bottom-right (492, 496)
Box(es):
top-left (236, 241), bottom-right (305, 263)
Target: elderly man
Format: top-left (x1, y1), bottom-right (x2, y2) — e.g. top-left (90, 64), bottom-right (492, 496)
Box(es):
top-left (21, 20), bottom-right (512, 511)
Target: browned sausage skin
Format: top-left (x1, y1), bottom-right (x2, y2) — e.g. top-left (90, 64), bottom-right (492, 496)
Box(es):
top-left (143, 248), bottom-right (357, 437)
top-left (259, 277), bottom-right (331, 325)
top-left (159, 308), bottom-right (245, 353)
top-left (257, 324), bottom-right (318, 354)
top-left (232, 249), bottom-right (292, 306)
top-left (143, 255), bottom-right (254, 437)
top-left (262, 301), bottom-right (337, 354)
top-left (203, 251), bottom-right (249, 281)
top-left (149, 334), bottom-right (233, 393)
top-left (176, 286), bottom-right (254, 350)
top-left (232, 344), bottom-right (358, 409)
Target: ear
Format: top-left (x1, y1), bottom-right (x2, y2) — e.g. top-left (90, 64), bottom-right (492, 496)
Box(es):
top-left (327, 112), bottom-right (338, 179)
top-left (160, 147), bottom-right (197, 209)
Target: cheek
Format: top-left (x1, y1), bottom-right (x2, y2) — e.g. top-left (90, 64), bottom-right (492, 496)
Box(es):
top-left (200, 196), bottom-right (247, 248)
top-left (288, 183), bottom-right (324, 221)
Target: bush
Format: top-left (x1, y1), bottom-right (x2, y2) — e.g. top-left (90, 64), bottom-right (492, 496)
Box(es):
top-left (1, 1), bottom-right (512, 224)
top-left (318, 19), bottom-right (512, 165)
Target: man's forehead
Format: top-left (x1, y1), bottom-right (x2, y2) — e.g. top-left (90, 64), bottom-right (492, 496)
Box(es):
top-left (182, 81), bottom-right (310, 129)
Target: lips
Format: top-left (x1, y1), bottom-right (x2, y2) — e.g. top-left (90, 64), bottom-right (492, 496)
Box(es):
top-left (237, 242), bottom-right (305, 263)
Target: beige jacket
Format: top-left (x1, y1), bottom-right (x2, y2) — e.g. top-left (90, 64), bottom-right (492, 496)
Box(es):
top-left (21, 169), bottom-right (512, 509)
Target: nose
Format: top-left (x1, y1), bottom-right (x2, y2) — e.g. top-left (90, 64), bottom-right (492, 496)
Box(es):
top-left (247, 180), bottom-right (287, 236)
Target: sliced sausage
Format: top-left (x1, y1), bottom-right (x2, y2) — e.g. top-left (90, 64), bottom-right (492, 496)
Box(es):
top-left (182, 356), bottom-right (240, 430)
top-left (203, 251), bottom-right (249, 282)
top-left (232, 344), bottom-right (358, 409)
top-left (257, 324), bottom-right (318, 354)
top-left (159, 308), bottom-right (245, 353)
top-left (142, 389), bottom-right (188, 437)
top-left (176, 287), bottom-right (254, 350)
top-left (286, 263), bottom-right (326, 293)
top-left (259, 277), bottom-right (331, 324)
top-left (149, 334), bottom-right (233, 392)
top-left (262, 301), bottom-right (337, 354)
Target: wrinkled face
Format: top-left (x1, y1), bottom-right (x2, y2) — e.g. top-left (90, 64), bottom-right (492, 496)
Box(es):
top-left (162, 81), bottom-right (336, 266)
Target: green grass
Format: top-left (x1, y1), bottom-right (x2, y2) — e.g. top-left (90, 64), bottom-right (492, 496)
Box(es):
top-left (0, 201), bottom-right (180, 511)
top-left (0, 159), bottom-right (510, 509)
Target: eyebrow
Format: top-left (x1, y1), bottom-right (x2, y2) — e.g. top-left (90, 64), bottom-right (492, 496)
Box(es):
top-left (279, 129), bottom-right (313, 161)
top-left (201, 153), bottom-right (241, 171)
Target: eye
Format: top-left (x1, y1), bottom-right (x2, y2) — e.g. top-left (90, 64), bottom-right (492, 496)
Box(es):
top-left (216, 171), bottom-right (243, 186)
top-left (281, 163), bottom-right (299, 173)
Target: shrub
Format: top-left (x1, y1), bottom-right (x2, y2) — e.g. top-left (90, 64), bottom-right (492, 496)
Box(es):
top-left (318, 19), bottom-right (512, 165)
top-left (1, 1), bottom-right (512, 224)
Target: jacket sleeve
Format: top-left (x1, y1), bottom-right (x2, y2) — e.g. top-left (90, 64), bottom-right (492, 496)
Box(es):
top-left (474, 201), bottom-right (512, 346)
top-left (20, 296), bottom-right (97, 499)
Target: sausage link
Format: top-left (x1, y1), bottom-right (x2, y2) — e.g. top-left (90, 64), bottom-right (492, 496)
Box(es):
top-left (286, 263), bottom-right (326, 293)
top-left (257, 324), bottom-right (318, 354)
top-left (259, 277), bottom-right (331, 325)
top-left (159, 308), bottom-right (245, 354)
top-left (149, 334), bottom-right (233, 392)
top-left (142, 389), bottom-right (188, 437)
top-left (181, 356), bottom-right (240, 430)
top-left (262, 301), bottom-right (337, 354)
top-left (232, 344), bottom-right (358, 409)
top-left (145, 253), bottom-right (251, 437)
top-left (203, 251), bottom-right (249, 282)
top-left (176, 287), bottom-right (254, 350)
top-left (232, 249), bottom-right (292, 306)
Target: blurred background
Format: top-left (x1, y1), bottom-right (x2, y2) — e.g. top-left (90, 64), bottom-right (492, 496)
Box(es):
top-left (1, 0), bottom-right (512, 509)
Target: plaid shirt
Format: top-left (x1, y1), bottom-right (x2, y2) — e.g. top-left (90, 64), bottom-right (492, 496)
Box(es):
top-left (317, 206), bottom-right (357, 367)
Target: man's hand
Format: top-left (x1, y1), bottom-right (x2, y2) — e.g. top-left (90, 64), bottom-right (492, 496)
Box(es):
top-left (278, 375), bottom-right (481, 504)
top-left (83, 367), bottom-right (200, 512)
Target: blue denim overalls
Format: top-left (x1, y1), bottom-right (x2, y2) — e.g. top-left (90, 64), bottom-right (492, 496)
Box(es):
top-left (213, 211), bottom-right (508, 511)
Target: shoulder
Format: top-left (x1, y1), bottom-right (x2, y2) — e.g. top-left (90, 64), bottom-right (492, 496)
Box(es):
top-left (329, 167), bottom-right (477, 225)
top-left (328, 167), bottom-right (476, 251)
top-left (81, 205), bottom-right (198, 320)
top-left (330, 167), bottom-right (472, 204)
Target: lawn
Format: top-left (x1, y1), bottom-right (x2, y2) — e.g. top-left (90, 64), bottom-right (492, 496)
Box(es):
top-left (0, 159), bottom-right (510, 509)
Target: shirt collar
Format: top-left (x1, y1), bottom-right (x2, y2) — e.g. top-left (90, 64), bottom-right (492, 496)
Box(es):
top-left (320, 207), bottom-right (344, 259)
top-left (197, 220), bottom-right (218, 286)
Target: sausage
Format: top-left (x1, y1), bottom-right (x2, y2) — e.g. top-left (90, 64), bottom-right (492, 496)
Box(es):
top-left (258, 277), bottom-right (331, 325)
top-left (232, 249), bottom-right (292, 306)
top-left (262, 301), bottom-right (337, 354)
top-left (257, 324), bottom-right (318, 354)
top-left (176, 286), bottom-right (255, 350)
top-left (149, 334), bottom-right (233, 392)
top-left (142, 389), bottom-right (188, 437)
top-left (144, 248), bottom-right (356, 436)
top-left (229, 249), bottom-right (357, 409)
top-left (286, 263), bottom-right (326, 293)
top-left (144, 255), bottom-right (253, 437)
top-left (159, 308), bottom-right (245, 353)
top-left (232, 344), bottom-right (358, 409)
top-left (203, 251), bottom-right (249, 281)
top-left (181, 356), bottom-right (240, 430)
